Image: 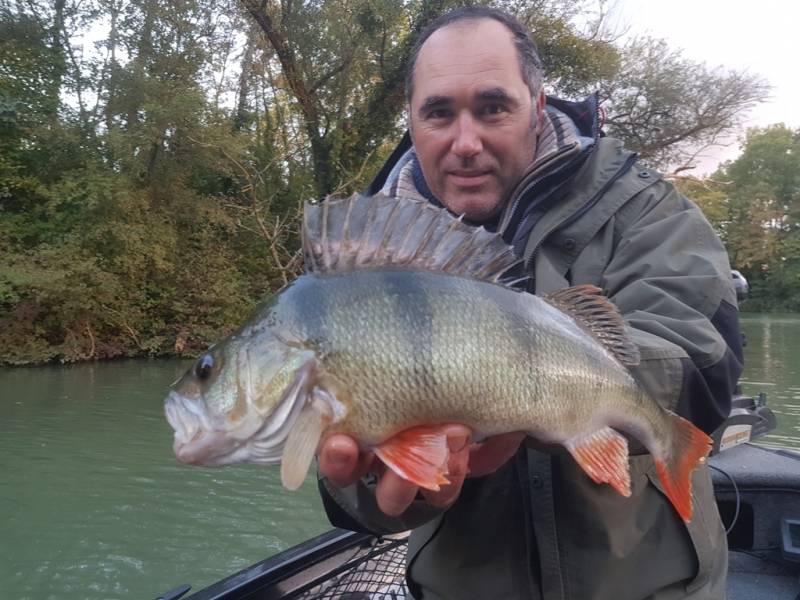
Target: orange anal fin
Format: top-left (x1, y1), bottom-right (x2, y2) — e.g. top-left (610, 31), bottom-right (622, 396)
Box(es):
top-left (373, 426), bottom-right (451, 491)
top-left (565, 427), bottom-right (631, 497)
top-left (655, 415), bottom-right (713, 523)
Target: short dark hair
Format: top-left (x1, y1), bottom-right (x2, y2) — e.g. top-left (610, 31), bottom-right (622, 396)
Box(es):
top-left (404, 7), bottom-right (544, 104)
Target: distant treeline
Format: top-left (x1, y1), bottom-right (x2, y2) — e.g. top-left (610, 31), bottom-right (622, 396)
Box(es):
top-left (676, 124), bottom-right (800, 314)
top-left (0, 0), bottom-right (782, 364)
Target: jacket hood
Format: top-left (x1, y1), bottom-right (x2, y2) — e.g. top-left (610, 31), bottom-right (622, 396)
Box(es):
top-left (546, 93), bottom-right (601, 142)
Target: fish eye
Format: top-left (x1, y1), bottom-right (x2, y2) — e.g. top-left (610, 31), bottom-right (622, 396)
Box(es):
top-left (195, 354), bottom-right (214, 380)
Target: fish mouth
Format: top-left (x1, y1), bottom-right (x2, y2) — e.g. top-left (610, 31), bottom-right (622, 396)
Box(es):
top-left (164, 392), bottom-right (239, 465)
top-left (164, 361), bottom-right (315, 467)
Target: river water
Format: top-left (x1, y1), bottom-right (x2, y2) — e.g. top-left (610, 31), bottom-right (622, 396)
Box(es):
top-left (1, 314), bottom-right (799, 599)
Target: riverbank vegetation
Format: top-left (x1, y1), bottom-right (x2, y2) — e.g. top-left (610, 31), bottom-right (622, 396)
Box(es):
top-left (0, 1), bottom-right (780, 364)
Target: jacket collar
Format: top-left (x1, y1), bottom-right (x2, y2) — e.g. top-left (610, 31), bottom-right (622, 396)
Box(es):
top-left (497, 94), bottom-right (600, 245)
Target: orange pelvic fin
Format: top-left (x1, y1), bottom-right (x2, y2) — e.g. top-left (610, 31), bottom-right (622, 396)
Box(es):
top-left (654, 414), bottom-right (713, 523)
top-left (373, 425), bottom-right (451, 491)
top-left (565, 427), bottom-right (631, 497)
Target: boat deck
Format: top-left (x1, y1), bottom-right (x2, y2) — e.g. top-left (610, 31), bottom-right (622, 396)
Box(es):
top-left (711, 444), bottom-right (800, 599)
top-left (728, 551), bottom-right (798, 600)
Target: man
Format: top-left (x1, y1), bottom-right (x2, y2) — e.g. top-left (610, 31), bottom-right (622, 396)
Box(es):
top-left (317, 7), bottom-right (742, 600)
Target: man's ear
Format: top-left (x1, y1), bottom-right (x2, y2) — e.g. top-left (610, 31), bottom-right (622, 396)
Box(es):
top-left (536, 90), bottom-right (546, 117)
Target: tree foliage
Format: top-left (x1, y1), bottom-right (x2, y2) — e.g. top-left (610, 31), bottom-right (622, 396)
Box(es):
top-left (0, 0), bottom-right (776, 364)
top-left (601, 37), bottom-right (769, 172)
top-left (677, 125), bottom-right (800, 311)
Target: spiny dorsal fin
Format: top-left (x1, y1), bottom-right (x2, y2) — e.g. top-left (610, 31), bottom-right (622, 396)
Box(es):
top-left (544, 285), bottom-right (640, 366)
top-left (302, 194), bottom-right (524, 285)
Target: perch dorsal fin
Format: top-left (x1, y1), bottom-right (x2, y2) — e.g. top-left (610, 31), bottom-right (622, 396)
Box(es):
top-left (302, 194), bottom-right (524, 285)
top-left (544, 285), bottom-right (640, 366)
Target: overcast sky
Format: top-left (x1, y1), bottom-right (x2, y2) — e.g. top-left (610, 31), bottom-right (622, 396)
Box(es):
top-left (610, 0), bottom-right (798, 174)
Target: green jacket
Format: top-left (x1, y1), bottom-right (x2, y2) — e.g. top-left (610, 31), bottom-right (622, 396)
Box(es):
top-left (319, 97), bottom-right (740, 600)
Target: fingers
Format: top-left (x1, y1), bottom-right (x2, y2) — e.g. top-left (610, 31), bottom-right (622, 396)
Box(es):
top-left (377, 424), bottom-right (472, 515)
top-left (318, 436), bottom-right (421, 517)
top-left (318, 434), bottom-right (373, 488)
top-left (468, 431), bottom-right (525, 478)
top-left (421, 432), bottom-right (471, 508)
top-left (376, 469), bottom-right (420, 516)
top-left (442, 424), bottom-right (471, 452)
top-left (321, 425), bottom-right (478, 517)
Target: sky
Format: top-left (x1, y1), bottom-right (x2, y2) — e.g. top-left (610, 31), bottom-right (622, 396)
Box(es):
top-left (610, 0), bottom-right (799, 174)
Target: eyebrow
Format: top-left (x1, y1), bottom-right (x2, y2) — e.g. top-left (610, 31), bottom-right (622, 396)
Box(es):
top-left (418, 95), bottom-right (451, 116)
top-left (477, 87), bottom-right (518, 106)
top-left (417, 87), bottom-right (519, 116)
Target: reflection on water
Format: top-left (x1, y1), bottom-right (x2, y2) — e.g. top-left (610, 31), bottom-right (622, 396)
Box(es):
top-left (0, 315), bottom-right (798, 600)
top-left (739, 314), bottom-right (800, 449)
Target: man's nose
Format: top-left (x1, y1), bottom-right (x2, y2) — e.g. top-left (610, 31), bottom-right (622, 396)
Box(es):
top-left (451, 112), bottom-right (482, 158)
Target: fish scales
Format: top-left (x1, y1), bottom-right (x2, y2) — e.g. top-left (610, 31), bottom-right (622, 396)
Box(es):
top-left (278, 268), bottom-right (645, 445)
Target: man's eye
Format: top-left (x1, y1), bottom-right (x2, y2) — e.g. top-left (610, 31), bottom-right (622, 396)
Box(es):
top-left (426, 109), bottom-right (451, 120)
top-left (481, 104), bottom-right (506, 116)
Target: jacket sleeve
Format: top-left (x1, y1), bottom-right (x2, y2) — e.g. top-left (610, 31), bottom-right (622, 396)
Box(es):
top-left (603, 177), bottom-right (743, 434)
top-left (318, 474), bottom-right (444, 535)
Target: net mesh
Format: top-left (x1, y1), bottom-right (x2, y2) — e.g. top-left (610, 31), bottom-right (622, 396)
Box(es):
top-left (294, 534), bottom-right (409, 600)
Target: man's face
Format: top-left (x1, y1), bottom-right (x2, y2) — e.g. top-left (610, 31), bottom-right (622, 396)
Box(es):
top-left (409, 19), bottom-right (541, 222)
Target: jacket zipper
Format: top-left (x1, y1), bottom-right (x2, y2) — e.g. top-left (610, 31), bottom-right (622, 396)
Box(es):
top-left (499, 142), bottom-right (580, 238)
top-left (501, 95), bottom-right (603, 241)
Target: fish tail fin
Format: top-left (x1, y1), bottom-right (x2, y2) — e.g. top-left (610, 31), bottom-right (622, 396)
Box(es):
top-left (653, 414), bottom-right (712, 523)
top-left (373, 425), bottom-right (451, 491)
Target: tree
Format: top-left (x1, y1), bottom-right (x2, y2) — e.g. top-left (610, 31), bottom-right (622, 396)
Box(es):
top-left (0, 9), bottom-right (65, 167)
top-left (601, 37), bottom-right (770, 172)
top-left (0, 0), bottom-right (779, 363)
top-left (500, 0), bottom-right (620, 98)
top-left (240, 0), bottom-right (460, 197)
top-left (673, 177), bottom-right (730, 239)
top-left (705, 125), bottom-right (800, 310)
top-left (0, 0), bottom-right (281, 364)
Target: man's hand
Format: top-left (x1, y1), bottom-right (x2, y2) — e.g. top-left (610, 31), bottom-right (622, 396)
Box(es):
top-left (318, 427), bottom-right (525, 517)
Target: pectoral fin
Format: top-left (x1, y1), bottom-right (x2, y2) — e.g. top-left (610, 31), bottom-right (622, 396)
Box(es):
top-left (373, 426), bottom-right (451, 491)
top-left (565, 427), bottom-right (631, 497)
top-left (280, 397), bottom-right (332, 491)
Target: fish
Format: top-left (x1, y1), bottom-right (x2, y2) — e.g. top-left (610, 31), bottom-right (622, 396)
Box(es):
top-left (164, 193), bottom-right (712, 523)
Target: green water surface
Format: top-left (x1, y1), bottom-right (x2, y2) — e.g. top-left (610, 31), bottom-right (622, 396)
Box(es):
top-left (0, 360), bottom-right (330, 599)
